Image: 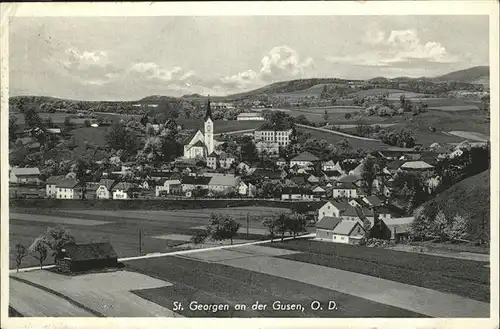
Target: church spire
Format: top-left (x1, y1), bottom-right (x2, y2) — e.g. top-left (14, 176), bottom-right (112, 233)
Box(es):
top-left (204, 97), bottom-right (213, 121)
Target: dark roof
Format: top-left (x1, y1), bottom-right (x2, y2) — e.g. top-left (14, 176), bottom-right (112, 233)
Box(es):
top-left (252, 168), bottom-right (283, 179)
top-left (316, 217), bottom-right (342, 230)
top-left (327, 199), bottom-right (350, 211)
top-left (62, 242), bottom-right (117, 262)
top-left (58, 178), bottom-right (79, 189)
top-left (338, 175), bottom-right (360, 183)
top-left (343, 205), bottom-right (373, 218)
top-left (150, 171), bottom-right (174, 178)
top-left (386, 160), bottom-right (404, 170)
top-left (181, 176), bottom-right (211, 185)
top-left (323, 170), bottom-right (341, 177)
top-left (46, 175), bottom-right (66, 184)
top-left (111, 182), bottom-right (136, 191)
top-left (98, 179), bottom-right (116, 190)
top-left (282, 187), bottom-right (312, 194)
top-left (205, 99), bottom-right (213, 121)
top-left (364, 195), bottom-right (383, 207)
top-left (291, 151), bottom-right (320, 162)
top-left (289, 175), bottom-right (308, 185)
top-left (207, 152), bottom-right (219, 158)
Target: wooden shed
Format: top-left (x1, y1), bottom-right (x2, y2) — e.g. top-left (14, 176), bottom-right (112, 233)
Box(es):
top-left (55, 242), bottom-right (118, 273)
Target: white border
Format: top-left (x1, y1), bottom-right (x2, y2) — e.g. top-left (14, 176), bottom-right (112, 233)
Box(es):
top-left (1, 2), bottom-right (498, 329)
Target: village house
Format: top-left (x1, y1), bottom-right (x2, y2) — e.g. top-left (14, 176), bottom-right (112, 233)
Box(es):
top-left (236, 112), bottom-right (265, 121)
top-left (95, 179), bottom-right (116, 199)
top-left (276, 157), bottom-right (287, 167)
top-left (307, 174), bottom-right (320, 184)
top-left (55, 178), bottom-right (80, 199)
top-left (281, 187), bottom-right (314, 201)
top-left (9, 167), bottom-right (41, 185)
top-left (155, 175), bottom-right (182, 196)
top-left (238, 180), bottom-right (257, 197)
top-left (255, 140), bottom-right (280, 156)
top-left (181, 176), bottom-right (211, 193)
top-left (208, 175), bottom-right (240, 195)
top-left (400, 161), bottom-right (434, 172)
top-left (237, 161), bottom-right (252, 174)
top-left (332, 182), bottom-right (359, 199)
top-left (290, 151), bottom-right (320, 168)
top-left (362, 195), bottom-right (384, 208)
top-left (111, 182), bottom-right (137, 200)
top-left (316, 218), bottom-right (366, 245)
top-left (206, 152), bottom-right (219, 170)
top-left (317, 200), bottom-right (349, 221)
top-left (45, 175), bottom-right (66, 198)
top-left (219, 153), bottom-right (236, 169)
top-left (311, 185), bottom-right (327, 199)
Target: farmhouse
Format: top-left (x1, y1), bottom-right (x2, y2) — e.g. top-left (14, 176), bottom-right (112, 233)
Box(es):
top-left (238, 180), bottom-right (257, 197)
top-left (155, 175), bottom-right (182, 196)
top-left (181, 176), bottom-right (211, 193)
top-left (208, 175), bottom-right (240, 194)
top-left (317, 200), bottom-right (349, 220)
top-left (95, 179), bottom-right (116, 199)
top-left (237, 112), bottom-right (265, 121)
top-left (332, 182), bottom-right (359, 199)
top-left (55, 178), bottom-right (80, 199)
top-left (55, 242), bottom-right (118, 273)
top-left (111, 182), bottom-right (137, 200)
top-left (255, 140), bottom-right (280, 156)
top-left (316, 218), bottom-right (366, 245)
top-left (362, 195), bottom-right (384, 208)
top-left (290, 151), bottom-right (320, 168)
top-left (45, 175), bottom-right (66, 198)
top-left (400, 161), bottom-right (434, 172)
top-left (9, 167), bottom-right (41, 185)
top-left (281, 187), bottom-right (314, 201)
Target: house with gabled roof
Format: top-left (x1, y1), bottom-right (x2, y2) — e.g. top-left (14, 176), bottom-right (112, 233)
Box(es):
top-left (316, 216), bottom-right (342, 240)
top-left (317, 199), bottom-right (349, 221)
top-left (318, 219), bottom-right (365, 245)
top-left (362, 195), bottom-right (384, 208)
top-left (55, 178), bottom-right (80, 199)
top-left (400, 161), bottom-right (434, 172)
top-left (290, 151), bottom-right (320, 168)
top-left (208, 175), bottom-right (240, 195)
top-left (45, 175), bottom-right (66, 198)
top-left (181, 175), bottom-right (211, 193)
top-left (10, 167), bottom-right (41, 185)
top-left (332, 182), bottom-right (359, 199)
top-left (95, 179), bottom-right (117, 199)
top-left (111, 182), bottom-right (138, 200)
top-left (281, 187), bottom-right (314, 201)
top-left (155, 174), bottom-right (182, 196)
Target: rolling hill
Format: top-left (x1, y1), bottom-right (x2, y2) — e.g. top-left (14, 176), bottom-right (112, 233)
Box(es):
top-left (432, 66), bottom-right (489, 84)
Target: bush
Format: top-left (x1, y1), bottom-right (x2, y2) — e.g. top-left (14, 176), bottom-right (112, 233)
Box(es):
top-left (191, 230), bottom-right (209, 244)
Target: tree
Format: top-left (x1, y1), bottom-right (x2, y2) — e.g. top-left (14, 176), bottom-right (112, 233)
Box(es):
top-left (9, 115), bottom-right (18, 143)
top-left (191, 230), bottom-right (209, 245)
top-left (24, 107), bottom-right (43, 128)
top-left (240, 136), bottom-right (258, 164)
top-left (410, 206), bottom-right (432, 241)
top-left (13, 244), bottom-right (28, 273)
top-left (287, 213), bottom-right (307, 239)
top-left (361, 156), bottom-right (378, 195)
top-left (446, 214), bottom-right (468, 242)
top-left (105, 122), bottom-right (139, 156)
top-left (75, 159), bottom-right (92, 199)
top-left (207, 213), bottom-right (240, 245)
top-left (322, 110), bottom-right (329, 124)
top-left (84, 119), bottom-right (91, 127)
top-left (344, 113), bottom-right (352, 120)
top-left (29, 236), bottom-right (49, 269)
top-left (45, 226), bottom-right (76, 259)
top-left (262, 215), bottom-right (278, 241)
top-left (432, 210), bottom-right (448, 242)
top-left (64, 116), bottom-right (75, 132)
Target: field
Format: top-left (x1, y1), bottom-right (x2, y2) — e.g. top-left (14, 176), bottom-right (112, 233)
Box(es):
top-left (297, 126), bottom-right (388, 150)
top-left (8, 206), bottom-right (291, 269)
top-left (12, 113), bottom-right (90, 127)
top-left (267, 239), bottom-right (490, 302)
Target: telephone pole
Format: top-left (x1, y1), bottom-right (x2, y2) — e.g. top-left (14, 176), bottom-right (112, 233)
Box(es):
top-left (246, 213), bottom-right (249, 238)
top-left (139, 229), bottom-right (142, 254)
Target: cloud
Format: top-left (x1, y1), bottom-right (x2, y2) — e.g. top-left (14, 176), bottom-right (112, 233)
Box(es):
top-left (327, 29), bottom-right (459, 68)
top-left (219, 46), bottom-right (314, 90)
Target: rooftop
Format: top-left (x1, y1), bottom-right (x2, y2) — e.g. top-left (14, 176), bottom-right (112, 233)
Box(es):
top-left (316, 216), bottom-right (342, 230)
top-left (181, 176), bottom-right (212, 185)
top-left (237, 112), bottom-right (264, 117)
top-left (11, 167), bottom-right (40, 176)
top-left (291, 151), bottom-right (320, 162)
top-left (332, 220), bottom-right (362, 235)
top-left (401, 161), bottom-right (434, 170)
top-left (208, 175), bottom-right (239, 186)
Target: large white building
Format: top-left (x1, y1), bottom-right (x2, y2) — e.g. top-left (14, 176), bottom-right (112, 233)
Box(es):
top-left (254, 129), bottom-right (293, 147)
top-left (237, 113), bottom-right (265, 121)
top-left (183, 100), bottom-right (218, 159)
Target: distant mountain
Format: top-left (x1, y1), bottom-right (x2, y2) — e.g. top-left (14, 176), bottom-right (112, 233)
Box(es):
top-left (432, 66), bottom-right (489, 84)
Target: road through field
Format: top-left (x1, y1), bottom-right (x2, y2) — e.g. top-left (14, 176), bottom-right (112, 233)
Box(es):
top-left (10, 279), bottom-right (94, 317)
top-left (296, 123), bottom-right (382, 142)
top-left (207, 250), bottom-right (489, 318)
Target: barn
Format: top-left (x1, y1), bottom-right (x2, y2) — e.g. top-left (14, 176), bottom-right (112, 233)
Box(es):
top-left (55, 242), bottom-right (118, 273)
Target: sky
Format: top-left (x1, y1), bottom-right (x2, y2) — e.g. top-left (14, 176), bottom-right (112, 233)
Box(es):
top-left (9, 15), bottom-right (489, 101)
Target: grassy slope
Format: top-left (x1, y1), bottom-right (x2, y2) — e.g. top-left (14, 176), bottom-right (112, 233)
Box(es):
top-left (421, 170), bottom-right (490, 241)
top-left (267, 239), bottom-right (489, 302)
top-left (432, 66), bottom-right (489, 83)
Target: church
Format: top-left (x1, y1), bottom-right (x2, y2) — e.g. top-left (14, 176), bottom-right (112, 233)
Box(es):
top-left (183, 99), bottom-right (220, 159)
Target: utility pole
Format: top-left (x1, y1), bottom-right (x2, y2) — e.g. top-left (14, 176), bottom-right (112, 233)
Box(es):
top-left (246, 213), bottom-right (249, 238)
top-left (139, 229), bottom-right (142, 254)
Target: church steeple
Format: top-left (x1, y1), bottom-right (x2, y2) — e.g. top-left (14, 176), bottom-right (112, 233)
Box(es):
top-left (204, 97), bottom-right (213, 121)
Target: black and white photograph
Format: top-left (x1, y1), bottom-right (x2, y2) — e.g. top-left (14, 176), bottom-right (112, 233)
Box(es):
top-left (1, 2), bottom-right (498, 328)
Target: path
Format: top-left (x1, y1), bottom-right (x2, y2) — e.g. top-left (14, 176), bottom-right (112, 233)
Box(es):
top-left (296, 123), bottom-right (382, 141)
top-left (185, 247), bottom-right (489, 318)
top-left (388, 245), bottom-right (490, 262)
top-left (9, 279), bottom-right (94, 317)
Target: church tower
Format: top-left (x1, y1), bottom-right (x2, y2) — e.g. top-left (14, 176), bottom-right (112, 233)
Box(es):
top-left (204, 98), bottom-right (214, 155)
